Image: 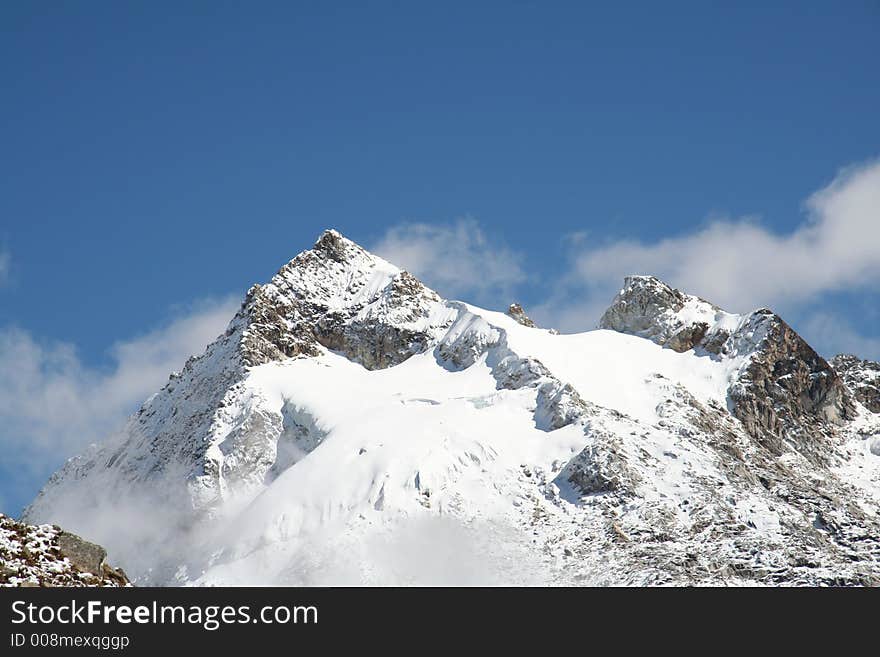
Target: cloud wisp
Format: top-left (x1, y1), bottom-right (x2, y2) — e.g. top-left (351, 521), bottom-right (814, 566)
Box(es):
top-left (372, 218), bottom-right (527, 305)
top-left (800, 312), bottom-right (880, 361)
top-left (0, 296), bottom-right (239, 513)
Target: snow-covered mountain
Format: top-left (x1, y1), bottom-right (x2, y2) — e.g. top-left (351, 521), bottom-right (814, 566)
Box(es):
top-left (22, 230), bottom-right (880, 585)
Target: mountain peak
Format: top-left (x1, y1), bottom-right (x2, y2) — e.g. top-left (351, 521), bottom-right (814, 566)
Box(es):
top-left (599, 275), bottom-right (731, 353)
top-left (311, 228), bottom-right (365, 262)
top-left (600, 274), bottom-right (856, 451)
top-left (233, 229), bottom-right (450, 371)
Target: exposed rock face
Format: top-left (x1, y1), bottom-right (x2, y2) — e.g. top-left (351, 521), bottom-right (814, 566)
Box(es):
top-left (312, 270), bottom-right (446, 370)
top-left (246, 231), bottom-right (452, 370)
top-left (56, 531), bottom-right (107, 574)
top-left (1, 515), bottom-right (128, 587)
top-left (507, 303), bottom-right (537, 328)
top-left (240, 231), bottom-right (450, 370)
top-left (728, 312), bottom-right (855, 460)
top-left (435, 310), bottom-right (590, 432)
top-left (238, 283), bottom-right (321, 366)
top-left (832, 354), bottom-right (880, 414)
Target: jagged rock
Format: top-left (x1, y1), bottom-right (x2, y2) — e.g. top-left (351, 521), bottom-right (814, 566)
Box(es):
top-left (238, 283), bottom-right (322, 367)
top-left (313, 228), bottom-right (351, 262)
top-left (242, 233), bottom-right (449, 370)
top-left (492, 353), bottom-right (551, 390)
top-left (599, 276), bottom-right (744, 357)
top-left (599, 276), bottom-right (686, 338)
top-left (507, 303), bottom-right (537, 328)
top-left (312, 271), bottom-right (443, 369)
top-left (600, 276), bottom-right (712, 346)
top-left (728, 311), bottom-right (855, 461)
top-left (832, 354), bottom-right (880, 414)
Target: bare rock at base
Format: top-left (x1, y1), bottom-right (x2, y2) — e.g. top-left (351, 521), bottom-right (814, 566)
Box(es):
top-left (1, 515), bottom-right (129, 587)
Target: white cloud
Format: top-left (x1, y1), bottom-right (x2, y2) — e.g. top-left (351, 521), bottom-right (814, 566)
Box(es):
top-left (372, 218), bottom-right (527, 304)
top-left (0, 297), bottom-right (239, 501)
top-left (564, 159), bottom-right (880, 318)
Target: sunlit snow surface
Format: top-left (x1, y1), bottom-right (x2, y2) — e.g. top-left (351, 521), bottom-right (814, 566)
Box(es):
top-left (188, 313), bottom-right (750, 585)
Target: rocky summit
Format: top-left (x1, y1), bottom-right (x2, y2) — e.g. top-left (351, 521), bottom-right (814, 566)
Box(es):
top-left (18, 230), bottom-right (880, 586)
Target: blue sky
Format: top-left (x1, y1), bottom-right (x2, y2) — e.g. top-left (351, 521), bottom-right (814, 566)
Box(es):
top-left (1, 1), bottom-right (879, 515)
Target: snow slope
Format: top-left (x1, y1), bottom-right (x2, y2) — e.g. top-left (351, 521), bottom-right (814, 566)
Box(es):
top-left (22, 231), bottom-right (880, 586)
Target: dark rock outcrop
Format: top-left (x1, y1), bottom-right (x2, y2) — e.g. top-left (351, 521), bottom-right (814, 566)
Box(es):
top-left (728, 311), bottom-right (855, 461)
top-left (238, 283), bottom-right (322, 367)
top-left (241, 231), bottom-right (450, 371)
